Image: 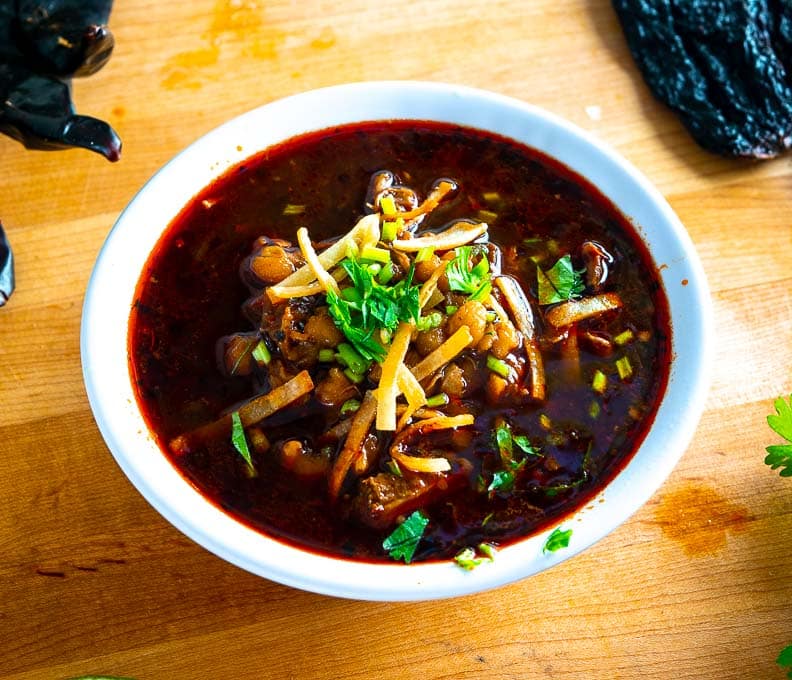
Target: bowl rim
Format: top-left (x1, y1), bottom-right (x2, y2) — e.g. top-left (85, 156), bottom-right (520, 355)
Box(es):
top-left (81, 80), bottom-right (713, 601)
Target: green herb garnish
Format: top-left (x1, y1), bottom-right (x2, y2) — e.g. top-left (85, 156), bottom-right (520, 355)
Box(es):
top-left (777, 645), bottom-right (792, 678)
top-left (382, 510), bottom-right (429, 564)
top-left (766, 394), bottom-right (792, 477)
top-left (231, 411), bottom-right (254, 472)
top-left (537, 254), bottom-right (585, 305)
top-left (454, 543), bottom-right (497, 570)
top-left (446, 245), bottom-right (490, 295)
top-left (488, 468), bottom-right (518, 493)
top-left (327, 257), bottom-right (420, 362)
top-left (251, 340), bottom-right (271, 365)
top-left (543, 527), bottom-right (572, 554)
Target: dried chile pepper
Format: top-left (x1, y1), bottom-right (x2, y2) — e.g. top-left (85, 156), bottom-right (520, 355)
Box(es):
top-left (612, 0), bottom-right (792, 159)
top-left (0, 0), bottom-right (120, 160)
top-left (0, 222), bottom-right (14, 307)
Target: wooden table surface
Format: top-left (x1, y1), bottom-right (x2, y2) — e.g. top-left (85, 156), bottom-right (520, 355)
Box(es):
top-left (1, 1), bottom-right (791, 678)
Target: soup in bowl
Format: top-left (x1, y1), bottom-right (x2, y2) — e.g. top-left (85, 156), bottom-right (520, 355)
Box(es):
top-left (81, 82), bottom-right (711, 600)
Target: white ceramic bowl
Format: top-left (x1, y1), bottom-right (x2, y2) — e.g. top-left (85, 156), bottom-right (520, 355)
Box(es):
top-left (81, 81), bottom-right (712, 601)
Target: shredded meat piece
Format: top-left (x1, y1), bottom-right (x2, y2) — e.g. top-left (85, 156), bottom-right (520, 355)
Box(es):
top-left (314, 367), bottom-right (358, 407)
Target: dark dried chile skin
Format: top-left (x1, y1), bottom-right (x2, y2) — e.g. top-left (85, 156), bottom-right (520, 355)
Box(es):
top-left (612, 0), bottom-right (792, 159)
top-left (0, 222), bottom-right (14, 307)
top-left (0, 0), bottom-right (120, 160)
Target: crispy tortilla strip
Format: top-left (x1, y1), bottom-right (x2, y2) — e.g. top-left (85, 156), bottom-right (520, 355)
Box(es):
top-left (169, 371), bottom-right (314, 455)
top-left (328, 390), bottom-right (378, 501)
top-left (391, 221), bottom-right (487, 252)
top-left (268, 214), bottom-right (378, 300)
top-left (545, 292), bottom-right (623, 329)
top-left (410, 325), bottom-right (473, 382)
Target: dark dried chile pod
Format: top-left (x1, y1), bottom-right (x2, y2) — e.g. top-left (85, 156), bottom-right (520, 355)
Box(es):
top-left (0, 63), bottom-right (121, 160)
top-left (0, 222), bottom-right (14, 307)
top-left (612, 0), bottom-right (792, 159)
top-left (14, 0), bottom-right (115, 77)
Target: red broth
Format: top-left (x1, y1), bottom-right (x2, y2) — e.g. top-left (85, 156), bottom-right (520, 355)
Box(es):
top-left (128, 121), bottom-right (671, 563)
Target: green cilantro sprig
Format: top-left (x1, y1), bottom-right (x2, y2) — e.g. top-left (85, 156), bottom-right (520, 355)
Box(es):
top-left (231, 411), bottom-right (254, 473)
top-left (327, 257), bottom-right (420, 363)
top-left (778, 645), bottom-right (792, 678)
top-left (487, 421), bottom-right (540, 494)
top-left (543, 527), bottom-right (572, 554)
top-left (446, 245), bottom-right (491, 301)
top-left (765, 394), bottom-right (792, 477)
top-left (537, 254), bottom-right (585, 305)
top-left (382, 510), bottom-right (429, 563)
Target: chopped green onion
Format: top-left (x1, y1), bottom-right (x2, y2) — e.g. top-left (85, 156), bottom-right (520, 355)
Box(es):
top-left (379, 194), bottom-right (397, 217)
top-left (482, 191), bottom-right (501, 204)
top-left (343, 368), bottom-right (365, 384)
top-left (614, 329), bottom-right (634, 346)
top-left (252, 340), bottom-right (271, 365)
top-left (416, 311), bottom-right (443, 331)
top-left (481, 512), bottom-right (494, 527)
top-left (386, 459), bottom-right (402, 476)
top-left (360, 245), bottom-right (391, 264)
top-left (231, 411), bottom-right (254, 472)
top-left (345, 239), bottom-right (359, 260)
top-left (486, 354), bottom-right (511, 378)
top-left (478, 542), bottom-right (496, 560)
top-left (318, 348), bottom-right (335, 363)
top-left (377, 262), bottom-right (395, 285)
top-left (485, 311), bottom-right (497, 323)
top-left (539, 414), bottom-right (553, 430)
top-left (336, 343), bottom-right (370, 375)
top-left (415, 246), bottom-right (435, 263)
top-left (340, 398), bottom-right (361, 415)
top-left (381, 219), bottom-right (399, 242)
top-left (282, 203), bottom-right (306, 215)
top-left (477, 209), bottom-right (498, 222)
top-left (454, 547), bottom-right (485, 570)
top-left (445, 305), bottom-right (458, 315)
top-left (616, 356), bottom-right (633, 381)
top-left (588, 400), bottom-right (601, 419)
top-left (425, 392), bottom-right (449, 407)
top-left (592, 369), bottom-right (607, 394)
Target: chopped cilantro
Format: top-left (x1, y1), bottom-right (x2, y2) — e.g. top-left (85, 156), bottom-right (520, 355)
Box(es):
top-left (446, 245), bottom-right (490, 296)
top-left (766, 395), bottom-right (792, 477)
top-left (231, 411), bottom-right (254, 472)
top-left (454, 543), bottom-right (496, 570)
top-left (327, 257), bottom-right (420, 362)
top-left (778, 645), bottom-right (792, 679)
top-left (488, 469), bottom-right (517, 494)
top-left (382, 510), bottom-right (429, 563)
top-left (537, 254), bottom-right (585, 305)
top-left (543, 527), bottom-right (572, 554)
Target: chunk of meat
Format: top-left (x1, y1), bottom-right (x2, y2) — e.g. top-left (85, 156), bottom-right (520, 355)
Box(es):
top-left (280, 440), bottom-right (331, 478)
top-left (314, 367), bottom-right (358, 407)
top-left (580, 241), bottom-right (613, 291)
top-left (352, 473), bottom-right (451, 529)
top-left (217, 333), bottom-right (259, 376)
top-left (248, 241), bottom-right (304, 286)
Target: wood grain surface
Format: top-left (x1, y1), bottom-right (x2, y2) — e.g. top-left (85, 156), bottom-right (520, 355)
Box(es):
top-left (1, 1), bottom-right (790, 678)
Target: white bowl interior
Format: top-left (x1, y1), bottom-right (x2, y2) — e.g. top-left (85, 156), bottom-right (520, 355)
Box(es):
top-left (81, 81), bottom-right (712, 601)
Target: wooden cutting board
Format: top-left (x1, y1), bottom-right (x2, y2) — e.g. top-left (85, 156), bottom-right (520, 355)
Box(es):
top-left (0, 1), bottom-right (790, 678)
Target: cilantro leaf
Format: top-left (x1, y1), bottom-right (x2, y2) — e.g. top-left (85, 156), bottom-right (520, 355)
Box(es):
top-left (327, 258), bottom-right (420, 363)
top-left (537, 254), bottom-right (585, 305)
top-left (382, 510), bottom-right (429, 563)
top-left (766, 395), bottom-right (792, 477)
top-left (488, 469), bottom-right (516, 494)
top-left (778, 645), bottom-right (792, 679)
top-left (543, 527), bottom-right (572, 554)
top-left (231, 411), bottom-right (254, 471)
top-left (513, 434), bottom-right (540, 456)
top-left (446, 245), bottom-right (490, 295)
